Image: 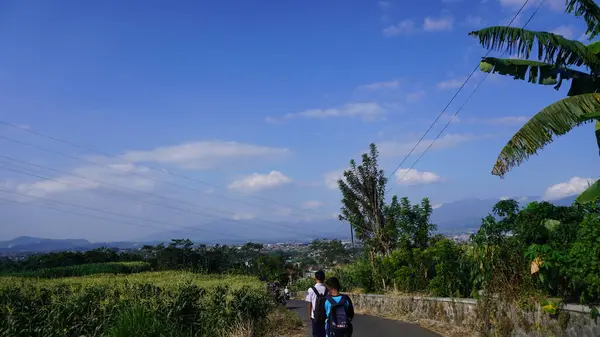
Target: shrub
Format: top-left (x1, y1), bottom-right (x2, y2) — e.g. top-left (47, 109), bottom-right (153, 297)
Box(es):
top-left (0, 272), bottom-right (273, 337)
top-left (10, 261), bottom-right (151, 278)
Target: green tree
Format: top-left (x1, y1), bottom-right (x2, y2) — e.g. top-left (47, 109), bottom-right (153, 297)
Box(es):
top-left (338, 143), bottom-right (395, 256)
top-left (468, 0), bottom-right (600, 202)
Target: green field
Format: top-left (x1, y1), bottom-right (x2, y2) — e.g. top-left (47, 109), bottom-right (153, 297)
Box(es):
top-left (0, 272), bottom-right (274, 337)
top-left (7, 261), bottom-right (151, 278)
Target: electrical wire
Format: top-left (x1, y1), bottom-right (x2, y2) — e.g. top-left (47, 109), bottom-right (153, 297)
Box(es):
top-left (0, 120), bottom-right (329, 216)
top-left (385, 0), bottom-right (532, 182)
top-left (389, 0), bottom-right (546, 192)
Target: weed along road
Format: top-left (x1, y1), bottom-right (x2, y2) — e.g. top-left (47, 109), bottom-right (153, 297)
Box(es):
top-left (286, 300), bottom-right (441, 337)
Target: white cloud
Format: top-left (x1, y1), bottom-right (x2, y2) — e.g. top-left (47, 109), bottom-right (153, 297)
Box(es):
top-left (406, 90), bottom-right (426, 103)
top-left (543, 176), bottom-right (598, 200)
top-left (377, 133), bottom-right (482, 157)
top-left (378, 1), bottom-right (392, 9)
top-left (552, 25), bottom-right (575, 39)
top-left (232, 213), bottom-right (255, 220)
top-left (123, 141), bottom-right (290, 170)
top-left (395, 168), bottom-right (443, 185)
top-left (16, 163), bottom-right (156, 198)
top-left (273, 102), bottom-right (386, 122)
top-left (423, 17), bottom-right (453, 31)
top-left (228, 171), bottom-right (292, 193)
top-left (383, 20), bottom-right (415, 36)
top-left (303, 200), bottom-right (324, 209)
top-left (464, 15), bottom-right (484, 27)
top-left (324, 170), bottom-right (345, 190)
top-left (466, 116), bottom-right (529, 125)
top-left (437, 77), bottom-right (465, 90)
top-left (359, 79), bottom-right (401, 90)
top-left (432, 203), bottom-right (444, 209)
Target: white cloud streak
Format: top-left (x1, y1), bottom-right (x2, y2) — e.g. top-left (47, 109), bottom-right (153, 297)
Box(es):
top-left (395, 168), bottom-right (443, 185)
top-left (437, 77), bottom-right (466, 90)
top-left (552, 25), bottom-right (575, 39)
top-left (123, 141), bottom-right (290, 170)
top-left (377, 133), bottom-right (483, 157)
top-left (423, 16), bottom-right (453, 31)
top-left (543, 176), bottom-right (598, 200)
top-left (383, 20), bottom-right (415, 36)
top-left (269, 102), bottom-right (386, 122)
top-left (228, 171), bottom-right (292, 193)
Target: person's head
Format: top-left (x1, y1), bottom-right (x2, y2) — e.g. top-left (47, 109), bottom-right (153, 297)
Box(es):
top-left (326, 277), bottom-right (341, 294)
top-left (314, 270), bottom-right (325, 283)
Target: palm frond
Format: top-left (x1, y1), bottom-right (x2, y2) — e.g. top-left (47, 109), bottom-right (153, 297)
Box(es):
top-left (576, 179), bottom-right (600, 203)
top-left (492, 93), bottom-right (600, 177)
top-left (469, 26), bottom-right (600, 70)
top-left (566, 0), bottom-right (600, 39)
top-left (480, 57), bottom-right (590, 88)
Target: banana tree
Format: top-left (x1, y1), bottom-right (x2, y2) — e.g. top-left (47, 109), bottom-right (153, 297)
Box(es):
top-left (468, 0), bottom-right (600, 203)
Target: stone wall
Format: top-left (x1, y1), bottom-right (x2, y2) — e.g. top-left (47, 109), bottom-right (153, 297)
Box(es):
top-left (294, 291), bottom-right (600, 337)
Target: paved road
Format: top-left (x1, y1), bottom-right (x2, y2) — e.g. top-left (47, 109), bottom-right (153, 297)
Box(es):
top-left (286, 300), bottom-right (441, 337)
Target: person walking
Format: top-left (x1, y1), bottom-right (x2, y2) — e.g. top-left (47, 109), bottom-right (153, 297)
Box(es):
top-left (324, 277), bottom-right (354, 337)
top-left (305, 270), bottom-right (327, 337)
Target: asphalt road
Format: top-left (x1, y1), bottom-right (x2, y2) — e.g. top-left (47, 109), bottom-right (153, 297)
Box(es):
top-left (287, 300), bottom-right (441, 337)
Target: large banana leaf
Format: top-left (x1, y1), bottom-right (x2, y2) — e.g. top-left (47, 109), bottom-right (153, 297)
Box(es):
top-left (480, 57), bottom-right (590, 87)
top-left (492, 93), bottom-right (600, 177)
top-left (576, 179), bottom-right (600, 203)
top-left (469, 27), bottom-right (600, 70)
top-left (566, 0), bottom-right (600, 39)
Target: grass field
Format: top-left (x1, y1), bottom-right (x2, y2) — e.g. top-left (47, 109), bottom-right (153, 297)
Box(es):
top-left (0, 271), bottom-right (275, 337)
top-left (7, 261), bottom-right (151, 278)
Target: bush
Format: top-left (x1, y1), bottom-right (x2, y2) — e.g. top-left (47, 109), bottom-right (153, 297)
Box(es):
top-left (0, 272), bottom-right (273, 337)
top-left (10, 261), bottom-right (151, 278)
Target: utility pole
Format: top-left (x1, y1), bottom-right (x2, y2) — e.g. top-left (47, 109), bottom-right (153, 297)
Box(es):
top-left (350, 223), bottom-right (355, 248)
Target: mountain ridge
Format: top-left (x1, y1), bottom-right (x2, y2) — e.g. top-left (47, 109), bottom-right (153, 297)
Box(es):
top-left (0, 195), bottom-right (579, 253)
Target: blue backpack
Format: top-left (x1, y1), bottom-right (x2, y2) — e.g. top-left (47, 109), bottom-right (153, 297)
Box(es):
top-left (327, 295), bottom-right (353, 336)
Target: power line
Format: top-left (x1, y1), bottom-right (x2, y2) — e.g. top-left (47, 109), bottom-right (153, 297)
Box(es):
top-left (0, 134), bottom-right (323, 219)
top-left (0, 194), bottom-right (251, 242)
top-left (0, 162), bottom-right (310, 237)
top-left (0, 153), bottom-right (302, 229)
top-left (390, 0), bottom-right (545, 192)
top-left (0, 157), bottom-right (372, 240)
top-left (0, 120), bottom-right (329, 216)
top-left (385, 0), bottom-right (531, 182)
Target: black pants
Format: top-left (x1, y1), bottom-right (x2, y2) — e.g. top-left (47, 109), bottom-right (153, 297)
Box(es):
top-left (311, 319), bottom-right (326, 337)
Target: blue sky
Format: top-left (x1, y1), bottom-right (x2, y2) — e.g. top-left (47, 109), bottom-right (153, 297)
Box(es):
top-left (0, 0), bottom-right (597, 241)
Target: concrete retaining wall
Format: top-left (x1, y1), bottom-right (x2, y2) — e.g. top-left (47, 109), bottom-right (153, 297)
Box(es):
top-left (295, 291), bottom-right (600, 336)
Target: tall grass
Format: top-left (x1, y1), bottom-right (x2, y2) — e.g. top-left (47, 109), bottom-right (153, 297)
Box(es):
top-left (0, 272), bottom-right (274, 337)
top-left (8, 261), bottom-right (151, 278)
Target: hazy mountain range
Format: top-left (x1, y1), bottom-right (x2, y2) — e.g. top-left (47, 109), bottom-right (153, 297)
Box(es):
top-left (0, 195), bottom-right (578, 253)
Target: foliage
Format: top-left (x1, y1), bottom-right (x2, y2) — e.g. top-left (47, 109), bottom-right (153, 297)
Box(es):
top-left (308, 239), bottom-right (354, 268)
top-left (338, 143), bottom-right (393, 256)
top-left (469, 2), bottom-right (600, 203)
top-left (0, 247), bottom-right (144, 274)
top-left (337, 144), bottom-right (437, 291)
top-left (0, 272), bottom-right (273, 337)
top-left (330, 195), bottom-right (600, 306)
top-left (9, 261), bottom-right (151, 278)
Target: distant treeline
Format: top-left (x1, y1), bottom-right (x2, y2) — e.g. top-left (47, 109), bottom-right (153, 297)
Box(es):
top-left (0, 240), bottom-right (303, 283)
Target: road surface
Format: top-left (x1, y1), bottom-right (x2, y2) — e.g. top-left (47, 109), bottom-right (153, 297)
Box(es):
top-left (286, 300), bottom-right (441, 337)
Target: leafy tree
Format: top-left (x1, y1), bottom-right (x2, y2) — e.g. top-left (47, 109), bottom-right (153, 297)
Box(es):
top-left (309, 239), bottom-right (351, 268)
top-left (338, 143), bottom-right (394, 256)
top-left (468, 0), bottom-right (600, 202)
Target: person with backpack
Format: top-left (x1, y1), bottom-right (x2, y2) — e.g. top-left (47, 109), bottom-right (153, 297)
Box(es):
top-left (305, 270), bottom-right (328, 337)
top-left (324, 277), bottom-right (354, 337)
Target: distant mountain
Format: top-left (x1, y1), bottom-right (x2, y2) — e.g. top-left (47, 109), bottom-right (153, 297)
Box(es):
top-left (140, 218), bottom-right (350, 244)
top-left (0, 195), bottom-right (581, 253)
top-left (0, 236), bottom-right (143, 254)
top-left (431, 195), bottom-right (579, 233)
